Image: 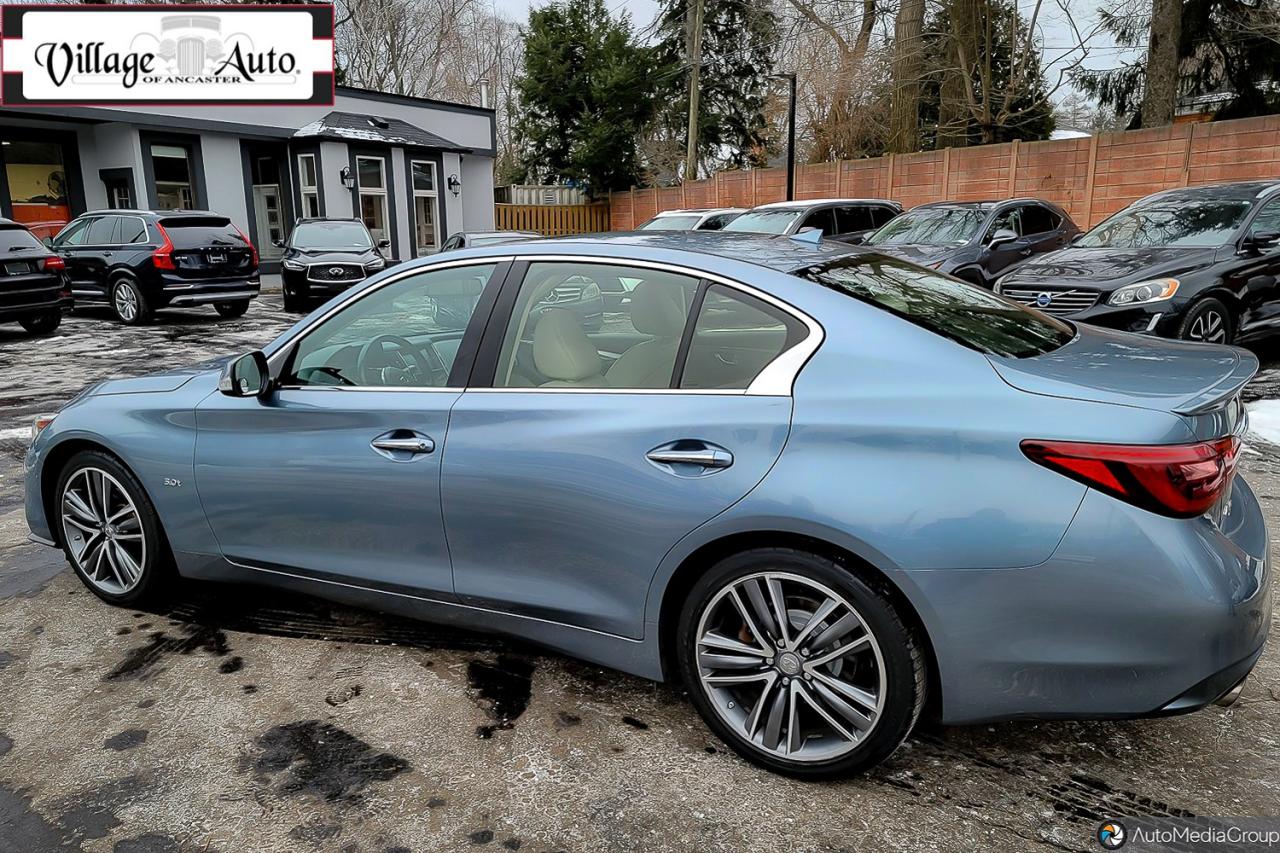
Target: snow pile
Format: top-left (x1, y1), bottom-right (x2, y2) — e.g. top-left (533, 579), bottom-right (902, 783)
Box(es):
top-left (1246, 399), bottom-right (1280, 445)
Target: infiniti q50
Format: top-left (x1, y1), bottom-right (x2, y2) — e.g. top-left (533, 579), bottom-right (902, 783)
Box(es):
top-left (25, 232), bottom-right (1271, 777)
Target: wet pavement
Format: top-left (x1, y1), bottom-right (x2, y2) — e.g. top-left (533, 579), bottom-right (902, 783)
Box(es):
top-left (0, 296), bottom-right (1277, 852)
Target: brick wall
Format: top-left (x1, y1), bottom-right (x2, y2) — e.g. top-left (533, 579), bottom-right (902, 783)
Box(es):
top-left (609, 114), bottom-right (1280, 230)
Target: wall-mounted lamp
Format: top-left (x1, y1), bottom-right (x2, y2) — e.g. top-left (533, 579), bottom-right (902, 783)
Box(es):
top-left (447, 174), bottom-right (461, 196)
top-left (340, 166), bottom-right (355, 189)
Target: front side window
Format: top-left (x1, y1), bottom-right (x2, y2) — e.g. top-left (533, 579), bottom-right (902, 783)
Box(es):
top-left (799, 255), bottom-right (1073, 358)
top-left (356, 156), bottom-right (389, 246)
top-left (297, 154), bottom-right (320, 218)
top-left (799, 208), bottom-right (836, 236)
top-left (54, 218), bottom-right (93, 247)
top-left (986, 208), bottom-right (1022, 240)
top-left (493, 262), bottom-right (700, 389)
top-left (1248, 198), bottom-right (1280, 237)
top-left (868, 207), bottom-right (984, 246)
top-left (1019, 205), bottom-right (1059, 235)
top-left (836, 206), bottom-right (873, 234)
top-left (680, 285), bottom-right (806, 390)
top-left (722, 209), bottom-right (803, 235)
top-left (411, 160), bottom-right (440, 255)
top-left (1078, 199), bottom-right (1251, 249)
top-left (287, 263), bottom-right (500, 388)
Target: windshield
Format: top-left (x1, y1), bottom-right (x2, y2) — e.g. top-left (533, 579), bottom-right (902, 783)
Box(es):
top-left (798, 255), bottom-right (1073, 358)
top-left (1077, 200), bottom-right (1250, 248)
top-left (638, 215), bottom-right (702, 231)
top-left (291, 221), bottom-right (373, 249)
top-left (0, 226), bottom-right (45, 252)
top-left (868, 207), bottom-right (984, 246)
top-left (723, 210), bottom-right (803, 234)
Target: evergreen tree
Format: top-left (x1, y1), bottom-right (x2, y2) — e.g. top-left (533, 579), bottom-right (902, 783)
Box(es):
top-left (651, 0), bottom-right (778, 177)
top-left (513, 0), bottom-right (660, 195)
top-left (1076, 0), bottom-right (1280, 126)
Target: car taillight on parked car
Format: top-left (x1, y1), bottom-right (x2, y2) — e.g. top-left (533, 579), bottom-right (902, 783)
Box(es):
top-left (1021, 436), bottom-right (1240, 518)
top-left (233, 223), bottom-right (259, 266)
top-left (153, 224), bottom-right (176, 270)
top-left (41, 255), bottom-right (64, 271)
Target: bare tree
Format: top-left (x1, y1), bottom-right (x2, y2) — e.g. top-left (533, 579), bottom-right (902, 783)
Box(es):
top-left (888, 0), bottom-right (926, 152)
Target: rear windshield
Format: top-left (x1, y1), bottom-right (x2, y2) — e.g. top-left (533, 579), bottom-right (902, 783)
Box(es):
top-left (159, 217), bottom-right (243, 248)
top-left (798, 254), bottom-right (1074, 358)
top-left (291, 221), bottom-right (372, 249)
top-left (723, 210), bottom-right (803, 234)
top-left (1077, 200), bottom-right (1250, 248)
top-left (639, 215), bottom-right (702, 231)
top-left (0, 225), bottom-right (46, 253)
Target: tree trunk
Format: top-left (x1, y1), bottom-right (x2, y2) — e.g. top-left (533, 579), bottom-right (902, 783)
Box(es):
top-left (937, 0), bottom-right (980, 148)
top-left (1141, 0), bottom-right (1182, 128)
top-left (684, 0), bottom-right (706, 181)
top-left (889, 0), bottom-right (925, 153)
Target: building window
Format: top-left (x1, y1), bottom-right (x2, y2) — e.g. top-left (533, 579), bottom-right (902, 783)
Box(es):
top-left (356, 155), bottom-right (389, 246)
top-left (2, 139), bottom-right (70, 240)
top-left (411, 159), bottom-right (439, 255)
top-left (297, 153), bottom-right (320, 218)
top-left (152, 144), bottom-right (194, 209)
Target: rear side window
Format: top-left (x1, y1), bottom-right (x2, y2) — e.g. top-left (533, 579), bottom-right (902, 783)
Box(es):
top-left (836, 206), bottom-right (874, 233)
top-left (680, 285), bottom-right (806, 389)
top-left (116, 217), bottom-right (148, 244)
top-left (86, 216), bottom-right (118, 245)
top-left (0, 226), bottom-right (46, 252)
top-left (799, 255), bottom-right (1073, 358)
top-left (160, 216), bottom-right (241, 248)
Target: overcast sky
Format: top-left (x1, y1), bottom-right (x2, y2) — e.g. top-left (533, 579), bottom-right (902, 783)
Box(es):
top-left (484, 0), bottom-right (1142, 103)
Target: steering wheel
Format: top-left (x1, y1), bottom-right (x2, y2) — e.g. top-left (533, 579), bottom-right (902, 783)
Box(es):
top-left (356, 334), bottom-right (448, 387)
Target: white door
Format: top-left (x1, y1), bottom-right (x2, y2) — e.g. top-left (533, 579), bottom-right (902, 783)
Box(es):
top-left (253, 184), bottom-right (283, 259)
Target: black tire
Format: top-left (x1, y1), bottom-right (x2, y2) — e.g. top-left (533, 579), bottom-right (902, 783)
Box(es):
top-left (54, 449), bottom-right (173, 606)
top-left (282, 287), bottom-right (306, 313)
top-left (214, 300), bottom-right (250, 318)
top-left (110, 278), bottom-right (153, 325)
top-left (1177, 296), bottom-right (1233, 344)
top-left (677, 548), bottom-right (926, 778)
top-left (18, 310), bottom-right (61, 335)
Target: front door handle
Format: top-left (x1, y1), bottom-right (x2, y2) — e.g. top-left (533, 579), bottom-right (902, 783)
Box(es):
top-left (646, 441), bottom-right (734, 475)
top-left (371, 430), bottom-right (435, 461)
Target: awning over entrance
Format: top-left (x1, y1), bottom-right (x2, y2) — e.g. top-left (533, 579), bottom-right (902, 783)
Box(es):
top-left (293, 111), bottom-right (467, 152)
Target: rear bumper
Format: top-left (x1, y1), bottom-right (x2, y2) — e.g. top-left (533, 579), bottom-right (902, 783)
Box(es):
top-left (159, 280), bottom-right (260, 306)
top-left (895, 476), bottom-right (1272, 724)
top-left (0, 294), bottom-right (71, 320)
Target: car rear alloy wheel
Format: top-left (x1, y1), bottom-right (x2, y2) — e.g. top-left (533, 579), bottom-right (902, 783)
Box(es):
top-left (61, 467), bottom-right (147, 596)
top-left (56, 451), bottom-right (170, 604)
top-left (111, 279), bottom-right (151, 325)
top-left (679, 549), bottom-right (925, 777)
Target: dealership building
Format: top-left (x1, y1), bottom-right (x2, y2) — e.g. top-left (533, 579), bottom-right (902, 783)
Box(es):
top-left (0, 87), bottom-right (497, 271)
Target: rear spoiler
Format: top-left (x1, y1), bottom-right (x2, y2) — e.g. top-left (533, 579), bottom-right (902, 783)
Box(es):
top-left (1172, 349), bottom-right (1258, 416)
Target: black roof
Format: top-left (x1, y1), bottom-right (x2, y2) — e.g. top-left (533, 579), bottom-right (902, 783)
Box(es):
top-left (293, 111), bottom-right (467, 151)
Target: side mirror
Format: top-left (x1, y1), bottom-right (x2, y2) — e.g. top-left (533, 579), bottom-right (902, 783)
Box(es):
top-left (272, 238), bottom-right (285, 248)
top-left (42, 236), bottom-right (55, 249)
top-left (1244, 231), bottom-right (1280, 253)
top-left (844, 233), bottom-right (867, 245)
top-left (987, 228), bottom-right (1018, 249)
top-left (1070, 232), bottom-right (1085, 245)
top-left (378, 238), bottom-right (391, 248)
top-left (218, 351), bottom-right (271, 398)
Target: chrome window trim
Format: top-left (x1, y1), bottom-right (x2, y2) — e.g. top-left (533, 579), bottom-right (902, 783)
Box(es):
top-left (265, 252), bottom-right (824, 398)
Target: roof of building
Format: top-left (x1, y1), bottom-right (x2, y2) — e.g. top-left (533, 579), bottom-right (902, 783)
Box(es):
top-left (293, 110), bottom-right (467, 151)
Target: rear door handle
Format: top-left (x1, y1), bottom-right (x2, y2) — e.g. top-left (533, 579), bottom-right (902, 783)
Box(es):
top-left (371, 430), bottom-right (435, 460)
top-left (646, 441), bottom-right (734, 474)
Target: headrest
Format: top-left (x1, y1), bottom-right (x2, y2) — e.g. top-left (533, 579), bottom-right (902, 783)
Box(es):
top-left (533, 309), bottom-right (602, 381)
top-left (630, 281), bottom-right (687, 337)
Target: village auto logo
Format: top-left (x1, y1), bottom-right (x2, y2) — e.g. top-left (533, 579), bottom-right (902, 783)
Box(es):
top-left (0, 5), bottom-right (335, 106)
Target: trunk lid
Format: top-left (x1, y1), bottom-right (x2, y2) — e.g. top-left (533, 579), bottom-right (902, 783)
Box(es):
top-left (989, 324), bottom-right (1256, 421)
top-left (160, 216), bottom-right (256, 279)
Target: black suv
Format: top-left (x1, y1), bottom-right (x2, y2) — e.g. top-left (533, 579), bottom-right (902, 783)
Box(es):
top-left (863, 198), bottom-right (1079, 287)
top-left (0, 218), bottom-right (70, 336)
top-left (278, 218), bottom-right (389, 313)
top-left (50, 210), bottom-right (260, 325)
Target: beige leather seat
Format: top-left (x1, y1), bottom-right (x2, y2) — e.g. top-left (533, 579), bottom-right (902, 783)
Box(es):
top-left (606, 281), bottom-right (687, 388)
top-left (533, 309), bottom-right (607, 387)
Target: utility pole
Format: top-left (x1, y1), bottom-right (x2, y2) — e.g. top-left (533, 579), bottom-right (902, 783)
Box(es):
top-left (684, 0), bottom-right (705, 182)
top-left (777, 73), bottom-right (797, 201)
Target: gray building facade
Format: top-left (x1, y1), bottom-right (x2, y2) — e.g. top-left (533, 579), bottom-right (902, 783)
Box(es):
top-left (0, 86), bottom-right (497, 271)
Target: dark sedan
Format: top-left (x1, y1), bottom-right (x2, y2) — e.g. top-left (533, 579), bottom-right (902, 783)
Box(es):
top-left (0, 218), bottom-right (70, 335)
top-left (996, 181), bottom-right (1280, 344)
top-left (278, 218), bottom-right (389, 313)
top-left (863, 199), bottom-right (1078, 287)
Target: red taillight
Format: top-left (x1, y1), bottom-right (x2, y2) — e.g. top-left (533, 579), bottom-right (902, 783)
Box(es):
top-left (41, 255), bottom-right (64, 271)
top-left (153, 223), bottom-right (176, 270)
top-left (1021, 437), bottom-right (1240, 518)
top-left (233, 223), bottom-right (259, 266)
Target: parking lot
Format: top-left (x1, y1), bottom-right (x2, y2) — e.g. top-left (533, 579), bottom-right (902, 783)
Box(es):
top-left (1, 290), bottom-right (1278, 853)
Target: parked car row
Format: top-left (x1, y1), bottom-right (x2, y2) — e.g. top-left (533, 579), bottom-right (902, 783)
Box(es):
top-left (634, 180), bottom-right (1280, 346)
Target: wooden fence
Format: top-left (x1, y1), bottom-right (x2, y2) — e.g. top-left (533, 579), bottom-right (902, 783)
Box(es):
top-left (494, 202), bottom-right (611, 236)
top-left (608, 114), bottom-right (1280, 231)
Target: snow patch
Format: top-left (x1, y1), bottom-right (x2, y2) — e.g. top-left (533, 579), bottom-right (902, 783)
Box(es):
top-left (1246, 399), bottom-right (1280, 445)
top-left (0, 427), bottom-right (29, 442)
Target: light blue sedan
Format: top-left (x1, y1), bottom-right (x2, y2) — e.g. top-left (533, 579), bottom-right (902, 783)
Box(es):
top-left (24, 232), bottom-right (1272, 777)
